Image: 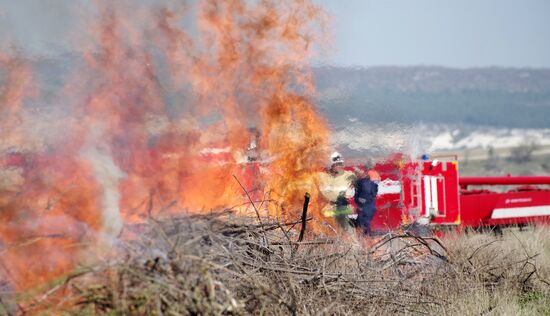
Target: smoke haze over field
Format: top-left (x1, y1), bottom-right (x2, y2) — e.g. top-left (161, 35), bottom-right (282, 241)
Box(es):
top-left (1, 0), bottom-right (550, 296)
top-left (2, 0), bottom-right (550, 67)
top-left (1, 0), bottom-right (332, 291)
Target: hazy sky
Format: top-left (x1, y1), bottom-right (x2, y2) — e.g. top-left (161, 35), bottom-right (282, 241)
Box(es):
top-left (319, 0), bottom-right (550, 68)
top-left (1, 0), bottom-right (549, 68)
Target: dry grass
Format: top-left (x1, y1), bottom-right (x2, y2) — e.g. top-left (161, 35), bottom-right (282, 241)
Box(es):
top-left (442, 227), bottom-right (550, 315)
top-left (5, 212), bottom-right (550, 315)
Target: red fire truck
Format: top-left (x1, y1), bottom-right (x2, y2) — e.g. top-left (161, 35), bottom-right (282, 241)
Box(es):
top-left (3, 147), bottom-right (550, 232)
top-left (200, 147), bottom-right (550, 232)
top-left (358, 154), bottom-right (550, 233)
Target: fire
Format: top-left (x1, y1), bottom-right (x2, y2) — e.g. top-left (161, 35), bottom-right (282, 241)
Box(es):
top-left (0, 55), bottom-right (33, 152)
top-left (0, 0), bottom-right (330, 293)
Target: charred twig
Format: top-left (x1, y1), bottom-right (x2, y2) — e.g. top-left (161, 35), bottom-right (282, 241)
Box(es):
top-left (510, 231), bottom-right (550, 287)
top-left (232, 175), bottom-right (263, 225)
top-left (371, 233), bottom-right (447, 261)
top-left (271, 240), bottom-right (336, 246)
top-left (467, 239), bottom-right (500, 267)
top-left (233, 175), bottom-right (269, 248)
top-left (146, 190), bottom-right (154, 219)
top-left (294, 193), bottom-right (310, 253)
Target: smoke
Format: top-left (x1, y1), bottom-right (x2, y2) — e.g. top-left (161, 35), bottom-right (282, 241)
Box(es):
top-left (80, 128), bottom-right (126, 240)
top-left (0, 0), bottom-right (330, 291)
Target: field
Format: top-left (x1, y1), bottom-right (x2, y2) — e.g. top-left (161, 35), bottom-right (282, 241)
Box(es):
top-left (2, 1), bottom-right (550, 315)
top-left (435, 144), bottom-right (550, 177)
top-left (3, 212), bottom-right (550, 315)
top-left (2, 137), bottom-right (550, 315)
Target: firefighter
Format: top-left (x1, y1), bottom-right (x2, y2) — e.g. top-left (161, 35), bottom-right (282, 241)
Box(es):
top-left (319, 152), bottom-right (356, 231)
top-left (354, 163), bottom-right (379, 236)
top-left (365, 158), bottom-right (381, 183)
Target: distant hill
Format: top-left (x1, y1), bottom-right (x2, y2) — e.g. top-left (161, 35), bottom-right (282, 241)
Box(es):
top-left (6, 56), bottom-right (550, 129)
top-left (314, 66), bottom-right (550, 128)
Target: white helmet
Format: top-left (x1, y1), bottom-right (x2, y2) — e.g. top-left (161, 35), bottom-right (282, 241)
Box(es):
top-left (330, 151), bottom-right (344, 165)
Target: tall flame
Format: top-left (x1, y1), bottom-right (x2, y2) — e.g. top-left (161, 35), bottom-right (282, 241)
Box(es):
top-left (0, 0), bottom-right (331, 292)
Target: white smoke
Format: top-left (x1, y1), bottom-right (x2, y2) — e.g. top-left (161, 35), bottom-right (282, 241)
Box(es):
top-left (80, 127), bottom-right (125, 241)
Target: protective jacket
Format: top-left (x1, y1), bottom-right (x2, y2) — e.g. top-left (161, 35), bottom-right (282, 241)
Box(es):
top-left (354, 177), bottom-right (378, 235)
top-left (319, 170), bottom-right (355, 202)
top-left (354, 177), bottom-right (378, 207)
top-left (319, 170), bottom-right (355, 217)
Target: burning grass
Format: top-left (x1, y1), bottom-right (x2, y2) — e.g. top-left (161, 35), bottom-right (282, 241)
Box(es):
top-left (4, 211), bottom-right (549, 315)
top-left (0, 0), bottom-right (332, 290)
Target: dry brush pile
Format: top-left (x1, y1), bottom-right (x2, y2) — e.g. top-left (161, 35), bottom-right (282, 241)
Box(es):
top-left (7, 211), bottom-right (550, 315)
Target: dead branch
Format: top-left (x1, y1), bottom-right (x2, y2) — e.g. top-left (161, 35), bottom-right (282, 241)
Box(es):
top-left (294, 193), bottom-right (310, 253)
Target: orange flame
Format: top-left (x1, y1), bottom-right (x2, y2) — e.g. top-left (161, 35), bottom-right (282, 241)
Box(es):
top-left (0, 0), bottom-right (331, 293)
top-left (0, 55), bottom-right (33, 151)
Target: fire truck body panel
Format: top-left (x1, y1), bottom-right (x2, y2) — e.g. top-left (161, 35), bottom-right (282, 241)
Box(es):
top-left (417, 160), bottom-right (461, 226)
top-left (352, 156), bottom-right (550, 232)
top-left (460, 190), bottom-right (550, 227)
top-left (370, 192), bottom-right (402, 231)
